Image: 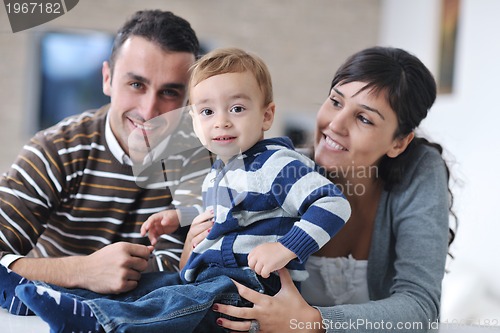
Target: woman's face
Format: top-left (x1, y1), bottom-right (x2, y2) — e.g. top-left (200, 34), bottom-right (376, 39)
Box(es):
top-left (315, 81), bottom-right (409, 179)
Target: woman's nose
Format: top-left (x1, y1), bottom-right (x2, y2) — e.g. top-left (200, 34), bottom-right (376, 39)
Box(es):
top-left (328, 110), bottom-right (349, 136)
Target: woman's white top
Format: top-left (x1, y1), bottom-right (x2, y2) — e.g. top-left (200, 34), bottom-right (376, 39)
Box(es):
top-left (301, 255), bottom-right (370, 307)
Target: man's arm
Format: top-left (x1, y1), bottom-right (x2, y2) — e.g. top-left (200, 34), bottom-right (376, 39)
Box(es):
top-left (0, 121), bottom-right (154, 293)
top-left (9, 242), bottom-right (152, 293)
top-left (0, 135), bottom-right (58, 265)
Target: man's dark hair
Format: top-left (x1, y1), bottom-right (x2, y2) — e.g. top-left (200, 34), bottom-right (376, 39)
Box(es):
top-left (109, 10), bottom-right (199, 74)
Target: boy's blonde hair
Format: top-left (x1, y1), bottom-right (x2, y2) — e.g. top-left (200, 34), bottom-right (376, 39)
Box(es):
top-left (189, 47), bottom-right (273, 106)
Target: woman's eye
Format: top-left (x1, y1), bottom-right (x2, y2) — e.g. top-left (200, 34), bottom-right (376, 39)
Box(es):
top-left (329, 97), bottom-right (341, 108)
top-left (358, 115), bottom-right (373, 125)
top-left (230, 106), bottom-right (245, 113)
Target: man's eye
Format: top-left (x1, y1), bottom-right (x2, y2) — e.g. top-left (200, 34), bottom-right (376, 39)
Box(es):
top-left (161, 89), bottom-right (181, 98)
top-left (130, 82), bottom-right (143, 89)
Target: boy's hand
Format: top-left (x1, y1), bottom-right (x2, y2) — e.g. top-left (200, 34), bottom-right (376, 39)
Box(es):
top-left (141, 210), bottom-right (180, 245)
top-left (247, 243), bottom-right (297, 278)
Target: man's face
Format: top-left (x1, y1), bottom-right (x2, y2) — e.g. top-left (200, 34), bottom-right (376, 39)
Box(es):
top-left (102, 36), bottom-right (195, 155)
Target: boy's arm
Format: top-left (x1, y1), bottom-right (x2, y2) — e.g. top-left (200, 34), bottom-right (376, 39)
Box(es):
top-left (141, 210), bottom-right (181, 245)
top-left (247, 242), bottom-right (297, 278)
top-left (270, 151), bottom-right (351, 263)
top-left (277, 184), bottom-right (350, 263)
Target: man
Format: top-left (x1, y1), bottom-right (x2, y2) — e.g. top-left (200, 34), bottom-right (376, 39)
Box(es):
top-left (0, 10), bottom-right (209, 314)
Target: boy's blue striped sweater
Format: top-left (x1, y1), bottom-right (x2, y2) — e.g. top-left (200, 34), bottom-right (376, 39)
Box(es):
top-left (181, 137), bottom-right (351, 282)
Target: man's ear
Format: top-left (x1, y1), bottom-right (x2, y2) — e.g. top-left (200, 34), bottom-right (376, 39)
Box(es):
top-left (102, 61), bottom-right (112, 97)
top-left (262, 102), bottom-right (275, 132)
top-left (387, 132), bottom-right (414, 158)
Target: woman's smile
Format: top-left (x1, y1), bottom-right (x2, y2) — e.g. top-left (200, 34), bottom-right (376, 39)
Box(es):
top-left (323, 135), bottom-right (348, 151)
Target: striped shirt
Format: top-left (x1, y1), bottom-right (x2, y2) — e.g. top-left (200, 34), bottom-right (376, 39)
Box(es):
top-left (182, 137), bottom-right (351, 282)
top-left (0, 105), bottom-right (211, 271)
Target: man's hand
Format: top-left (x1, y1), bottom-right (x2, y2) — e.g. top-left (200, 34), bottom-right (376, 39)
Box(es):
top-left (10, 242), bottom-right (153, 294)
top-left (247, 243), bottom-right (297, 278)
top-left (77, 242), bottom-right (153, 294)
top-left (141, 210), bottom-right (180, 245)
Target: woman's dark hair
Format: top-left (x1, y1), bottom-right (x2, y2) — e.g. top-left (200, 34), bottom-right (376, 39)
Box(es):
top-left (330, 46), bottom-right (456, 247)
top-left (109, 10), bottom-right (200, 75)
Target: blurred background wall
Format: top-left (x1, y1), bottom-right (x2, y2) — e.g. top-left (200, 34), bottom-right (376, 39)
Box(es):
top-left (1, 0), bottom-right (499, 325)
top-left (0, 0), bottom-right (380, 170)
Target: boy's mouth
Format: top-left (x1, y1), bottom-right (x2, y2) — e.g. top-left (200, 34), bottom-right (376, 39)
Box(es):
top-left (213, 135), bottom-right (236, 142)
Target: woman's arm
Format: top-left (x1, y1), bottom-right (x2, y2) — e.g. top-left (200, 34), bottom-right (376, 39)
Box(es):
top-left (311, 147), bottom-right (451, 332)
top-left (178, 210), bottom-right (214, 269)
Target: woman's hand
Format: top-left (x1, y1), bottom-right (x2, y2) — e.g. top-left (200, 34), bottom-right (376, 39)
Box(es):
top-left (178, 209), bottom-right (214, 269)
top-left (213, 268), bottom-right (325, 333)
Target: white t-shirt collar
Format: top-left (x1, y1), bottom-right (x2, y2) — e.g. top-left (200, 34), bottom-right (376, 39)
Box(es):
top-left (105, 111), bottom-right (133, 166)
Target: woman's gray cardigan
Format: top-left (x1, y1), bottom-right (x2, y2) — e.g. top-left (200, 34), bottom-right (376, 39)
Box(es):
top-left (316, 144), bottom-right (450, 333)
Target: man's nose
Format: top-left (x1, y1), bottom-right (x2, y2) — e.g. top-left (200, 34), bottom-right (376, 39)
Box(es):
top-left (139, 93), bottom-right (161, 121)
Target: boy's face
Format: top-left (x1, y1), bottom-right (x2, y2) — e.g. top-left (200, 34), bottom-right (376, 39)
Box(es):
top-left (190, 71), bottom-right (275, 162)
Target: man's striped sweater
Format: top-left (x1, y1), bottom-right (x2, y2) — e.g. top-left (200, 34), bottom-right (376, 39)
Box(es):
top-left (182, 137), bottom-right (351, 282)
top-left (0, 106), bottom-right (211, 271)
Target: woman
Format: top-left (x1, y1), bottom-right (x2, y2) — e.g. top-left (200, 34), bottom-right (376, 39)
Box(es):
top-left (183, 46), bottom-right (455, 333)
